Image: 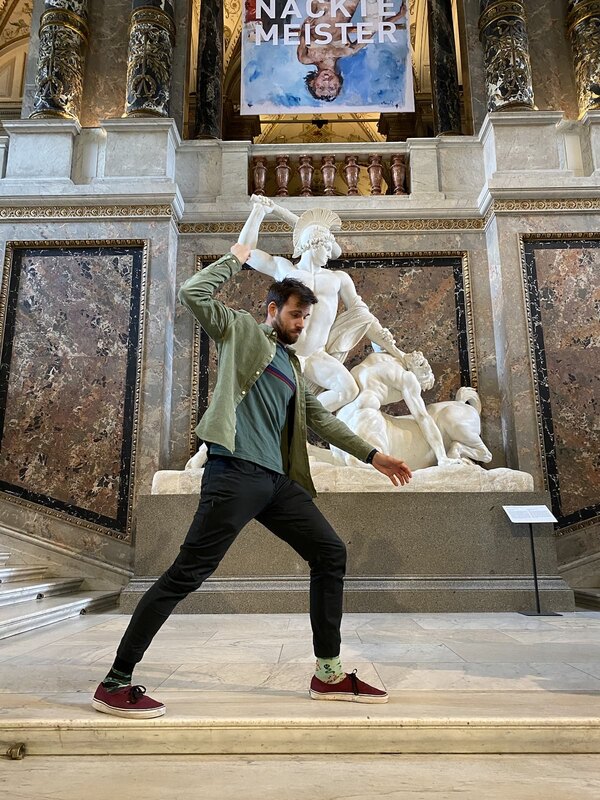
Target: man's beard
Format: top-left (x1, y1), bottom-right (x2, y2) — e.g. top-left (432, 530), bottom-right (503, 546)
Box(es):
top-left (272, 315), bottom-right (297, 345)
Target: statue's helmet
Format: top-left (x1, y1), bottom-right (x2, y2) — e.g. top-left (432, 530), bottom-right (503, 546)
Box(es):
top-left (292, 208), bottom-right (342, 259)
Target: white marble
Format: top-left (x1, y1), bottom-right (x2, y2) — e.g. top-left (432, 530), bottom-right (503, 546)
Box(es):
top-left (374, 661), bottom-right (600, 692)
top-left (279, 640), bottom-right (465, 664)
top-left (3, 754), bottom-right (600, 800)
top-left (480, 111), bottom-right (570, 178)
top-left (2, 118), bottom-right (81, 181)
top-left (153, 459), bottom-right (534, 495)
top-left (100, 118), bottom-right (181, 180)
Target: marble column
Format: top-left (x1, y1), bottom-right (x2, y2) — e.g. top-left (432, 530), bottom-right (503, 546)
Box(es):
top-left (195, 0), bottom-right (223, 139)
top-left (567, 0), bottom-right (600, 115)
top-left (124, 0), bottom-right (176, 118)
top-left (479, 0), bottom-right (535, 112)
top-left (30, 0), bottom-right (89, 121)
top-left (426, 0), bottom-right (462, 135)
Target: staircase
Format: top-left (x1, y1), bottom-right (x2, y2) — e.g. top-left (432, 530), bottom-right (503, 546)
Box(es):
top-left (0, 550), bottom-right (120, 639)
top-left (574, 589), bottom-right (600, 610)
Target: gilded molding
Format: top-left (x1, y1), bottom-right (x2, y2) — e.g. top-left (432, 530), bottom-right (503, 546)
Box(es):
top-left (567, 0), bottom-right (600, 115)
top-left (460, 252), bottom-right (479, 392)
top-left (179, 219), bottom-right (486, 234)
top-left (0, 238), bottom-right (149, 542)
top-left (479, 2), bottom-right (526, 32)
top-left (0, 205), bottom-right (173, 220)
top-left (30, 0), bottom-right (89, 122)
top-left (493, 198), bottom-right (600, 214)
top-left (518, 235), bottom-right (550, 494)
top-left (0, 491), bottom-right (130, 540)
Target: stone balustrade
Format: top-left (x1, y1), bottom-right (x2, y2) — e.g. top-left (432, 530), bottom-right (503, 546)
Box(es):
top-left (248, 143), bottom-right (410, 198)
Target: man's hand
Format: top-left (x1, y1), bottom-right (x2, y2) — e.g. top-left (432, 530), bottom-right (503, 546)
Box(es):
top-left (372, 453), bottom-right (412, 487)
top-left (230, 242), bottom-right (251, 264)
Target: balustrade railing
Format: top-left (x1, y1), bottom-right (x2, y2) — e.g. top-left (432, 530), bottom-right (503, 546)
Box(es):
top-left (249, 143), bottom-right (409, 198)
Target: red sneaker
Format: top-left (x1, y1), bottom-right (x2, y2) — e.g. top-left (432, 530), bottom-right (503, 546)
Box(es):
top-left (309, 669), bottom-right (388, 704)
top-left (92, 683), bottom-right (166, 719)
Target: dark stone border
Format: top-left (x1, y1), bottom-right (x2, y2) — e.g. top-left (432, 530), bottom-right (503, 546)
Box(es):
top-left (0, 243), bottom-right (146, 537)
top-left (521, 236), bottom-right (600, 531)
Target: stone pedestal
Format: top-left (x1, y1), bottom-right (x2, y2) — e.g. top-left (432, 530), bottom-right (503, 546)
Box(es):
top-left (3, 118), bottom-right (80, 181)
top-left (120, 492), bottom-right (574, 614)
top-left (100, 118), bottom-right (180, 180)
top-left (582, 110), bottom-right (600, 175)
top-left (480, 111), bottom-right (570, 182)
top-left (406, 139), bottom-right (444, 199)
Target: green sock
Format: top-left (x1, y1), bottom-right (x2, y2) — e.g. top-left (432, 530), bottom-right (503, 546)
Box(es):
top-left (315, 656), bottom-right (345, 684)
top-left (102, 667), bottom-right (132, 691)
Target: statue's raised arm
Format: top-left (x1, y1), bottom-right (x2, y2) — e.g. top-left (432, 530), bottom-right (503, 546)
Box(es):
top-left (238, 195), bottom-right (299, 280)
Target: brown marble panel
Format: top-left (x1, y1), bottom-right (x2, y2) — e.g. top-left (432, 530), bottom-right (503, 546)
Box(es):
top-left (534, 244), bottom-right (600, 518)
top-left (200, 257), bottom-right (466, 422)
top-left (0, 243), bottom-right (144, 536)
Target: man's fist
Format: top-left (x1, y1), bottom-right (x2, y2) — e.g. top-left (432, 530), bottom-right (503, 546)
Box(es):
top-left (371, 453), bottom-right (412, 487)
top-left (230, 242), bottom-right (251, 264)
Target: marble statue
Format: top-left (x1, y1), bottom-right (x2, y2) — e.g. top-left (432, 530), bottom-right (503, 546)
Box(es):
top-left (328, 351), bottom-right (492, 470)
top-left (238, 194), bottom-right (407, 412)
top-left (150, 197), bottom-right (535, 495)
top-left (239, 194), bottom-right (461, 466)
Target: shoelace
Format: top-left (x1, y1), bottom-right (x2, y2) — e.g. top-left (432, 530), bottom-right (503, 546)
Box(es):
top-left (349, 669), bottom-right (359, 696)
top-left (129, 685), bottom-right (147, 704)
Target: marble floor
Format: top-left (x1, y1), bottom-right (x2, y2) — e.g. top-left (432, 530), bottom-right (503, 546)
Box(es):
top-left (1, 611), bottom-right (600, 797)
top-left (2, 610), bottom-right (600, 696)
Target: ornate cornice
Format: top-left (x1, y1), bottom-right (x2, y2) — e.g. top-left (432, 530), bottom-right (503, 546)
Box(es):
top-left (0, 199), bottom-right (597, 227)
top-left (492, 198), bottom-right (600, 214)
top-left (179, 218), bottom-right (486, 234)
top-left (0, 204), bottom-right (173, 220)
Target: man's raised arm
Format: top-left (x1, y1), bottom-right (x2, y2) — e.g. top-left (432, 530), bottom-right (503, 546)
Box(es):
top-left (178, 243), bottom-right (251, 342)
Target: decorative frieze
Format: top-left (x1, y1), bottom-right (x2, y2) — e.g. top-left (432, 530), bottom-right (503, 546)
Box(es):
top-left (125, 0), bottom-right (176, 118)
top-left (30, 0), bottom-right (89, 121)
top-left (567, 0), bottom-right (600, 115)
top-left (478, 1), bottom-right (535, 112)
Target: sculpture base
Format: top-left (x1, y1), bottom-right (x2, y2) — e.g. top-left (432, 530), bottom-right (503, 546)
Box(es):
top-left (151, 462), bottom-right (534, 494)
top-left (120, 491), bottom-right (574, 614)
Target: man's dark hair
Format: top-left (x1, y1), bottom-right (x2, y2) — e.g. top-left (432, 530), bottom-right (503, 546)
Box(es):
top-left (266, 277), bottom-right (318, 311)
top-left (304, 69), bottom-right (343, 102)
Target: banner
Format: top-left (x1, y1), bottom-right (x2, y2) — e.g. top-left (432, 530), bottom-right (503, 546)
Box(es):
top-left (241, 0), bottom-right (414, 115)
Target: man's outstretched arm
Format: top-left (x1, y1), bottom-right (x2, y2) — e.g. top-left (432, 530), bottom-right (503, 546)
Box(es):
top-left (304, 389), bottom-right (412, 486)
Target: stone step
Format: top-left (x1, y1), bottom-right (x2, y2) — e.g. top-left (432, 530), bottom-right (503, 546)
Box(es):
top-left (0, 577), bottom-right (84, 607)
top-left (575, 589), bottom-right (600, 610)
top-left (0, 565), bottom-right (50, 583)
top-left (0, 591), bottom-right (120, 639)
top-left (1, 691), bottom-right (599, 756)
top-left (0, 552), bottom-right (10, 564)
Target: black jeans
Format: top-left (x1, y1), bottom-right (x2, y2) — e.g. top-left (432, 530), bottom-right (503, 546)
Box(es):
top-left (117, 457), bottom-right (347, 664)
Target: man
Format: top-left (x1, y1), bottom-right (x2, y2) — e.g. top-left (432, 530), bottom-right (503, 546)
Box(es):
top-left (92, 242), bottom-right (411, 719)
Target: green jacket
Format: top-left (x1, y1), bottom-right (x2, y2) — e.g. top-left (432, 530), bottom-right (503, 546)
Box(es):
top-left (178, 252), bottom-right (375, 496)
